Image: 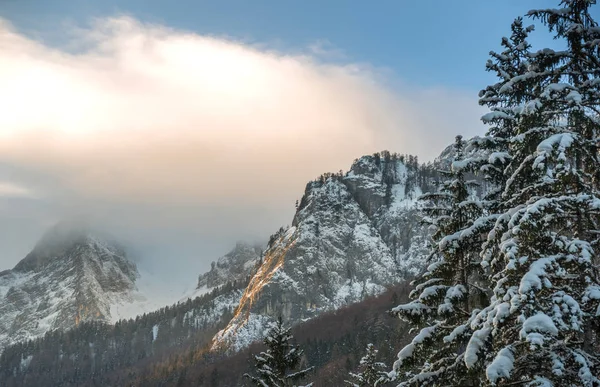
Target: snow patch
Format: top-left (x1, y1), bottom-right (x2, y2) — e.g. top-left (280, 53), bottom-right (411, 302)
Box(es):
top-left (152, 324), bottom-right (159, 342)
top-left (486, 347), bottom-right (514, 384)
top-left (464, 328), bottom-right (491, 368)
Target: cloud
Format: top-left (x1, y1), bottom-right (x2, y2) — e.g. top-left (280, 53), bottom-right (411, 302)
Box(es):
top-left (0, 16), bottom-right (486, 284)
top-left (0, 182), bottom-right (35, 198)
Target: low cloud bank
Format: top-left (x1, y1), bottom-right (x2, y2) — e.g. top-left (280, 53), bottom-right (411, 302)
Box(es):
top-left (0, 17), bottom-right (485, 285)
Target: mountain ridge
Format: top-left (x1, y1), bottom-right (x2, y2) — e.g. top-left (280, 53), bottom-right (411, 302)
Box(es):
top-left (213, 152), bottom-right (436, 350)
top-left (0, 146), bottom-right (464, 386)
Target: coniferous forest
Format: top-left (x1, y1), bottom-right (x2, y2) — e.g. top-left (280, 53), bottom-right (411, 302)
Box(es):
top-left (1, 1), bottom-right (600, 386)
top-left (392, 2), bottom-right (600, 385)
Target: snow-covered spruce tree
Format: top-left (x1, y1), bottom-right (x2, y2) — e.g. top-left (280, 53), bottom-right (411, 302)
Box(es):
top-left (478, 16), bottom-right (536, 209)
top-left (244, 317), bottom-right (313, 387)
top-left (462, 1), bottom-right (600, 385)
top-left (345, 344), bottom-right (389, 387)
top-left (389, 135), bottom-right (490, 386)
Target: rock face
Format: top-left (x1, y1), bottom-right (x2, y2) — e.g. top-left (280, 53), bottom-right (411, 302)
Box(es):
top-left (0, 221), bottom-right (138, 351)
top-left (197, 242), bottom-right (263, 290)
top-left (214, 153), bottom-right (434, 350)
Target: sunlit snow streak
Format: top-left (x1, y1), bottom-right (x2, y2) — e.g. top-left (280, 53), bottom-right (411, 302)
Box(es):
top-left (212, 231), bottom-right (296, 350)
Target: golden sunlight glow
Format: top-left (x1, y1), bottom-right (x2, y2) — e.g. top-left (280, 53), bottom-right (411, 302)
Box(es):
top-left (212, 231), bottom-right (296, 350)
top-left (0, 15), bottom-right (481, 211)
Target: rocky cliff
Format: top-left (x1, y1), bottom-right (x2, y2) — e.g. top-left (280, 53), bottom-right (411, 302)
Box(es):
top-left (214, 153), bottom-right (435, 350)
top-left (0, 221), bottom-right (139, 351)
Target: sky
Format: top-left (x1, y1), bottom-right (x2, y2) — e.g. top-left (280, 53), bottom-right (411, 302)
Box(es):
top-left (0, 1), bottom-right (590, 288)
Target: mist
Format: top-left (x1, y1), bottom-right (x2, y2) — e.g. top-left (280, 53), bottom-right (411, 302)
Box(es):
top-left (0, 16), bottom-right (485, 288)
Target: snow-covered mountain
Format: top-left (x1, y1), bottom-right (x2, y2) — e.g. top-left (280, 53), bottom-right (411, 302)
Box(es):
top-left (0, 221), bottom-right (142, 351)
top-left (197, 242), bottom-right (263, 290)
top-left (214, 153), bottom-right (435, 350)
top-left (176, 241), bottom-right (263, 303)
top-left (0, 150), bottom-right (489, 386)
top-left (0, 151), bottom-right (447, 357)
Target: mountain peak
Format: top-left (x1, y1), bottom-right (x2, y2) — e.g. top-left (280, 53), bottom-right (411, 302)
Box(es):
top-left (196, 241), bottom-right (263, 290)
top-left (14, 219), bottom-right (122, 273)
top-left (0, 220), bottom-right (139, 351)
top-left (214, 151), bottom-right (434, 350)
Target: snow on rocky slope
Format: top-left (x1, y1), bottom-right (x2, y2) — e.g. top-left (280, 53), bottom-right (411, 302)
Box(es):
top-left (214, 153), bottom-right (434, 350)
top-left (171, 241), bottom-right (264, 304)
top-left (0, 221), bottom-right (143, 351)
top-left (197, 242), bottom-right (263, 290)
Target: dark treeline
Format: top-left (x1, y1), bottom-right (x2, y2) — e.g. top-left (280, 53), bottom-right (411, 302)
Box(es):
top-left (307, 149), bottom-right (487, 205)
top-left (124, 283), bottom-right (412, 387)
top-left (296, 150), bottom-right (452, 223)
top-left (310, 151), bottom-right (439, 193)
top-left (0, 277), bottom-right (251, 387)
top-left (0, 282), bottom-right (412, 386)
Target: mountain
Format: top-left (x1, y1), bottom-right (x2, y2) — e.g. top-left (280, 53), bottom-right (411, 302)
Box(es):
top-left (214, 152), bottom-right (436, 350)
top-left (197, 242), bottom-right (263, 291)
top-left (0, 221), bottom-right (140, 351)
top-left (0, 149), bottom-right (454, 386)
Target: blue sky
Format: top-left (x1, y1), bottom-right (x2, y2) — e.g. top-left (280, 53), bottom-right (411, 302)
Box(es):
top-left (0, 0), bottom-right (575, 92)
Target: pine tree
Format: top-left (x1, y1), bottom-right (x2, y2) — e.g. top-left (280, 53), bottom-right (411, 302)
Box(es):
top-left (345, 344), bottom-right (389, 387)
top-left (461, 1), bottom-right (600, 385)
top-left (244, 318), bottom-right (313, 387)
top-left (390, 136), bottom-right (489, 386)
top-left (478, 16), bottom-right (536, 209)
